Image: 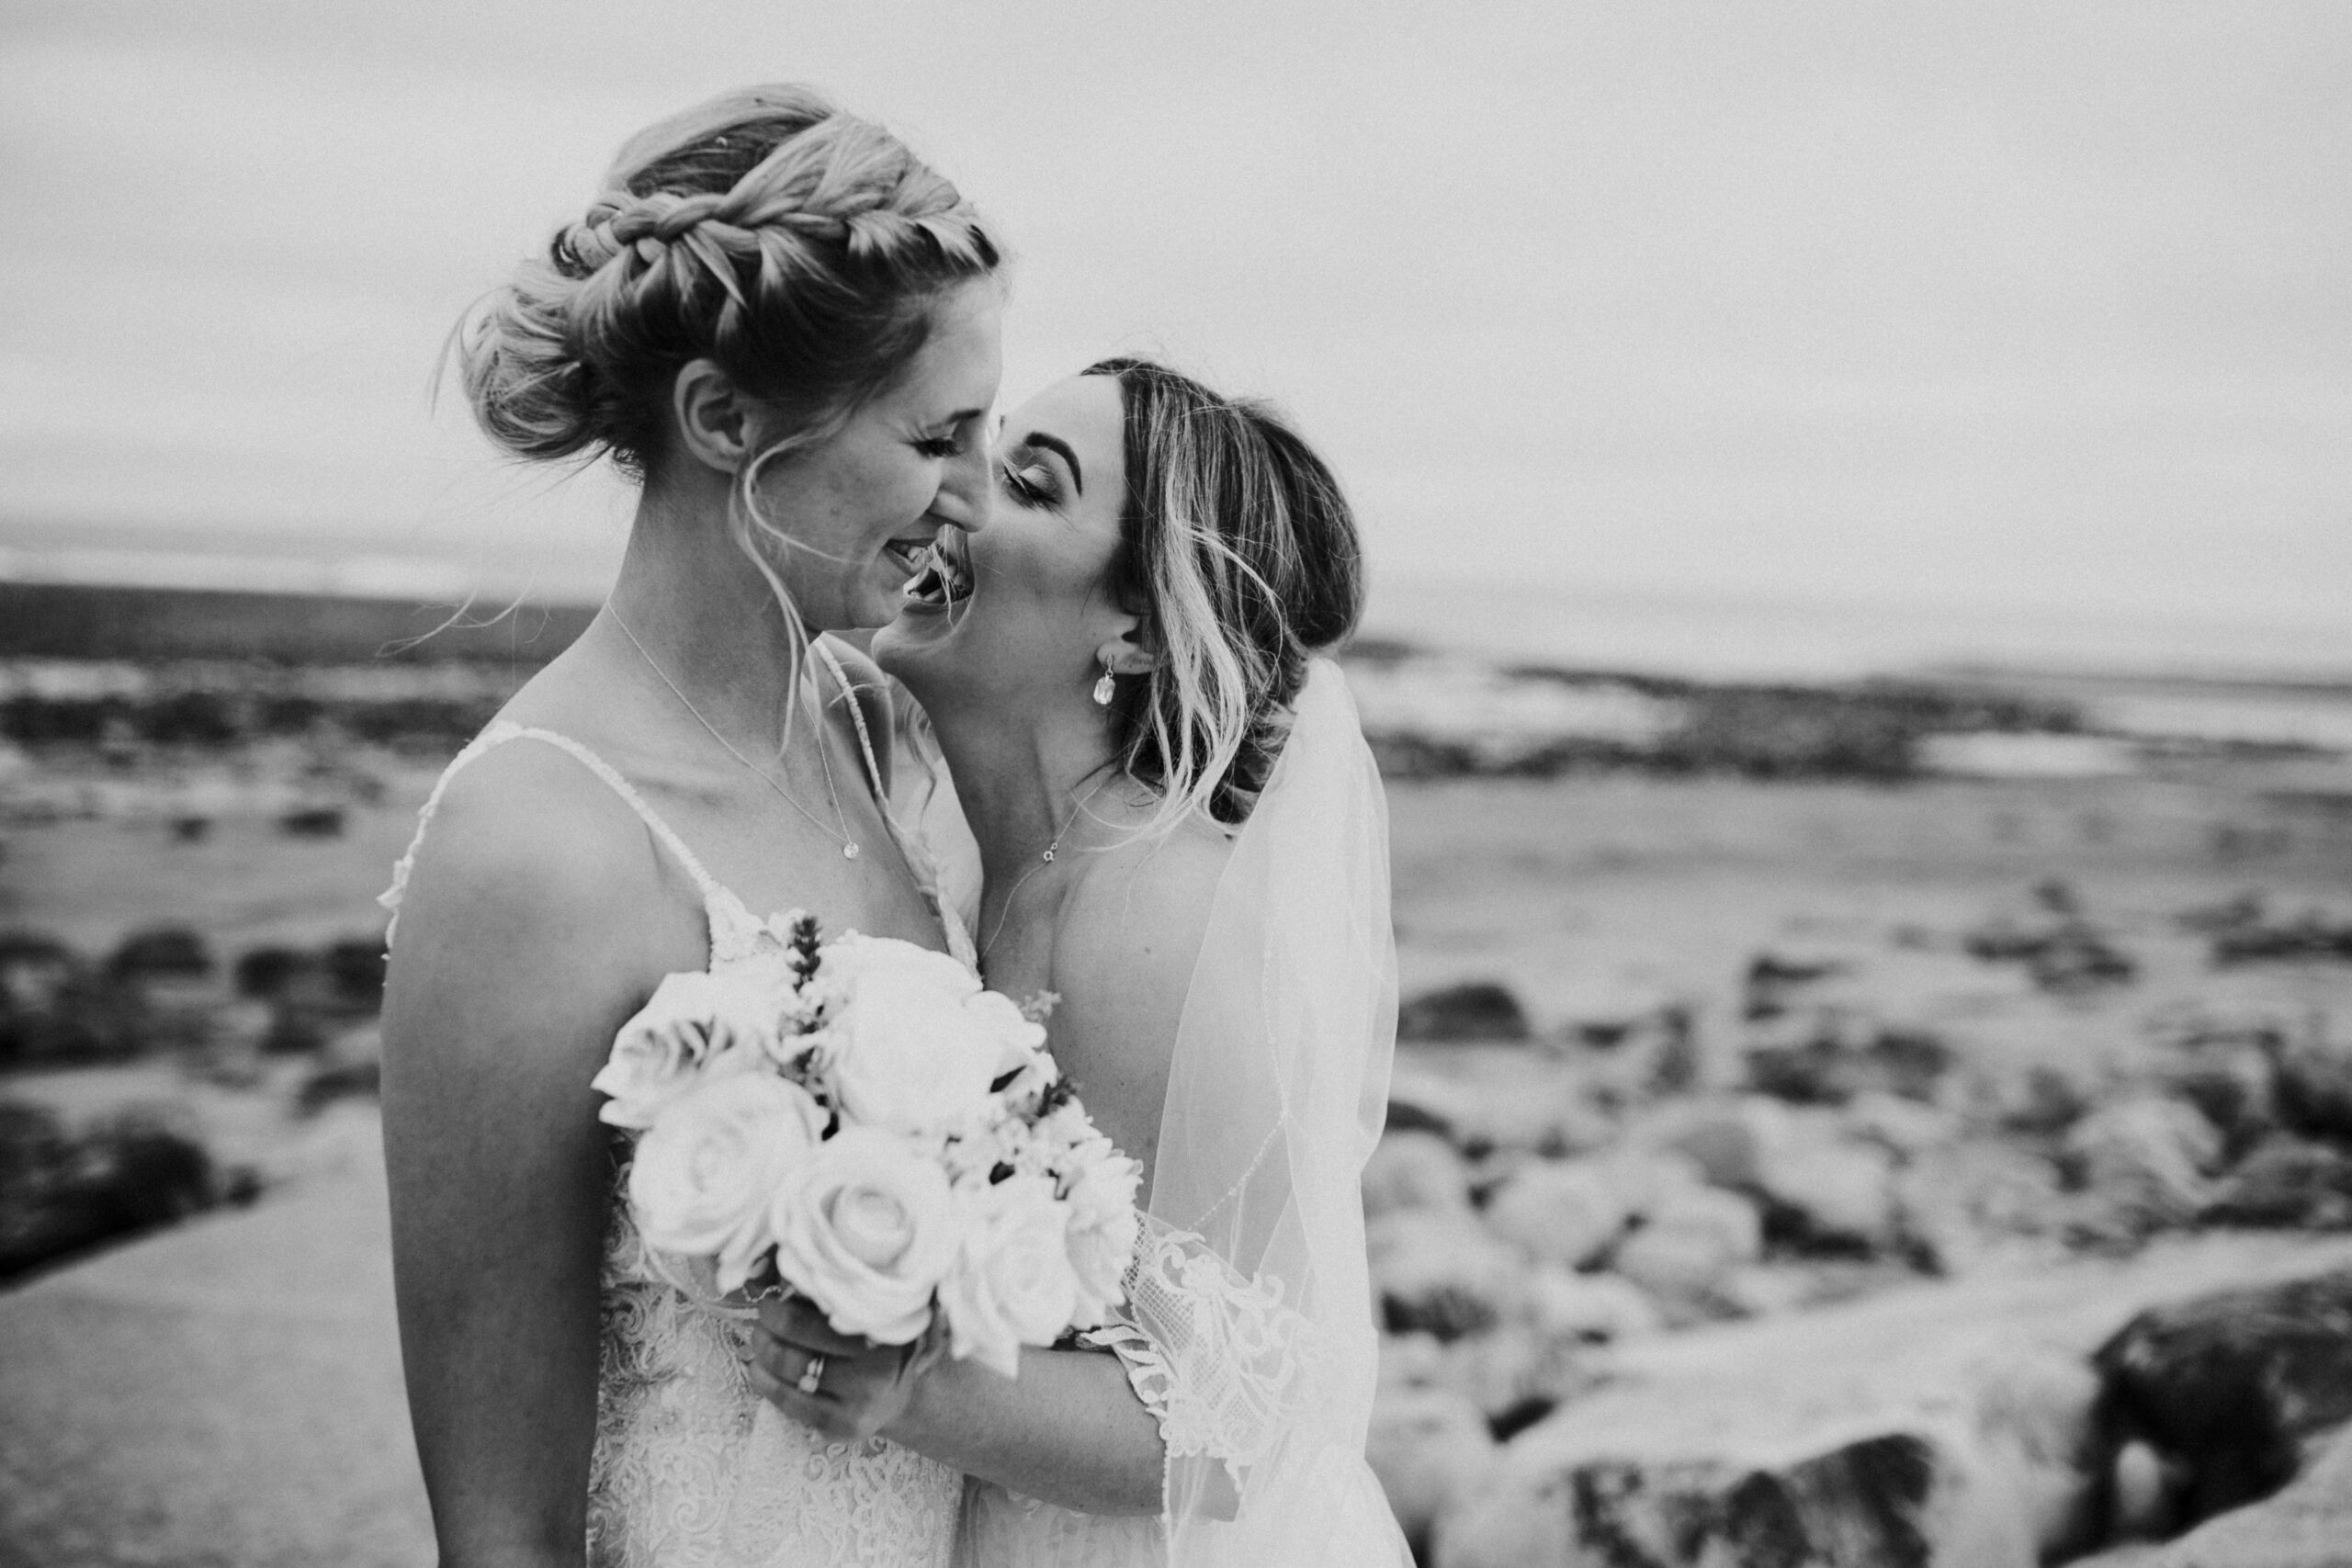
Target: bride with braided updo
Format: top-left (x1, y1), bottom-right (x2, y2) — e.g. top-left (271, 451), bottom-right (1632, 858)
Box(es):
top-left (381, 86), bottom-right (1191, 1568)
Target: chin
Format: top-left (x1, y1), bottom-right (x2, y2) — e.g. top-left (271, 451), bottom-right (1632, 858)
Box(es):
top-left (869, 616), bottom-right (935, 686)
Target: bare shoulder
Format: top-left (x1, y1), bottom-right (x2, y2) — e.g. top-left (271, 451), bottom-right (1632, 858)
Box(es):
top-left (1056, 818), bottom-right (1233, 982)
top-left (1045, 817), bottom-right (1235, 1177)
top-left (400, 738), bottom-right (669, 936)
top-left (384, 737), bottom-right (700, 1080)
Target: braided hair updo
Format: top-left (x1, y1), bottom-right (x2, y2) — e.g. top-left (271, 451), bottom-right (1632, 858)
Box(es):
top-left (458, 85), bottom-right (1001, 476)
top-left (1086, 358), bottom-right (1364, 829)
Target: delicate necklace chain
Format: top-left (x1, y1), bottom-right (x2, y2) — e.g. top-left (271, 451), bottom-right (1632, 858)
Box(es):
top-left (978, 772), bottom-right (1116, 964)
top-left (606, 606), bottom-right (861, 861)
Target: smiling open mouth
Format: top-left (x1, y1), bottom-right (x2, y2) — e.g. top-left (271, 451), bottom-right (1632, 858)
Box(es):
top-left (902, 535), bottom-right (974, 609)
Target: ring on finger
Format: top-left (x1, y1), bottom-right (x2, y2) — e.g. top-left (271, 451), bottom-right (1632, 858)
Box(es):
top-left (797, 1352), bottom-right (827, 1396)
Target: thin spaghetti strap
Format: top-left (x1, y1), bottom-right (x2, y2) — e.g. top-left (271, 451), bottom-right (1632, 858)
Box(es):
top-left (492, 728), bottom-right (727, 901)
top-left (812, 639), bottom-right (888, 802)
top-left (379, 720), bottom-right (725, 948)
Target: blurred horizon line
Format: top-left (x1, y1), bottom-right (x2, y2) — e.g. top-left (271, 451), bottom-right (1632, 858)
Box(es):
top-left (1, 524), bottom-right (2346, 689)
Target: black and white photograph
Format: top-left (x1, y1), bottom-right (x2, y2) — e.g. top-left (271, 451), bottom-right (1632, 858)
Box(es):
top-left (2, 4), bottom-right (2348, 1565)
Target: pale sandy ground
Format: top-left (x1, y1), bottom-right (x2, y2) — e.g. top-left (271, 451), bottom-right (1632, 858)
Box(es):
top-left (1, 764), bottom-right (2347, 1562)
top-left (0, 1111), bottom-right (430, 1567)
top-left (1386, 773), bottom-right (2352, 1030)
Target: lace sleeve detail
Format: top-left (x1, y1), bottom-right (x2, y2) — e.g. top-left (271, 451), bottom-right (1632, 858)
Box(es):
top-left (1076, 1218), bottom-right (1320, 1492)
top-left (1076, 1318), bottom-right (1176, 1432)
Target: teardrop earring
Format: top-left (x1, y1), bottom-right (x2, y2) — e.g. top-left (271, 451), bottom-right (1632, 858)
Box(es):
top-left (1091, 661), bottom-right (1116, 706)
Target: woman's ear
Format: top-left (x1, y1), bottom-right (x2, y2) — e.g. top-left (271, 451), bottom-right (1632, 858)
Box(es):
top-left (672, 359), bottom-right (755, 475)
top-left (1096, 622), bottom-right (1161, 679)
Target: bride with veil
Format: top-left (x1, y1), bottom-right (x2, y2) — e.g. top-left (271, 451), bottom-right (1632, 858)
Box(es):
top-left (751, 358), bottom-right (1412, 1564)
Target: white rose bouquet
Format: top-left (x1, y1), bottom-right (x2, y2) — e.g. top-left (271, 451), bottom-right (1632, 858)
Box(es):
top-left (592, 914), bottom-right (1143, 1379)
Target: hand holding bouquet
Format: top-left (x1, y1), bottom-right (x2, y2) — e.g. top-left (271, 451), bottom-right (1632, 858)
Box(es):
top-left (592, 916), bottom-right (1142, 1378)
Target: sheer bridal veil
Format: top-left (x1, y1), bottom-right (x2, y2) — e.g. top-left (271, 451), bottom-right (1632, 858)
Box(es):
top-left (1129, 655), bottom-right (1411, 1564)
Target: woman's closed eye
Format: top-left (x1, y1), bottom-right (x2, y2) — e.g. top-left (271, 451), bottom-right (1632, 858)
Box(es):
top-left (912, 433), bottom-right (964, 459)
top-left (999, 461), bottom-right (1057, 508)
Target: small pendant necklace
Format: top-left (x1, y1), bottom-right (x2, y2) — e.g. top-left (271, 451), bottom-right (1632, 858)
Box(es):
top-left (978, 773), bottom-right (1116, 964)
top-left (607, 607), bottom-right (861, 861)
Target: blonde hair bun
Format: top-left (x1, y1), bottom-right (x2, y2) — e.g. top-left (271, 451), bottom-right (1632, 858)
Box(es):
top-left (457, 85), bottom-right (1001, 474)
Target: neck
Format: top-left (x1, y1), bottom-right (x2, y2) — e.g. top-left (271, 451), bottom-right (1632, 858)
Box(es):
top-left (922, 682), bottom-right (1123, 886)
top-left (600, 475), bottom-right (812, 747)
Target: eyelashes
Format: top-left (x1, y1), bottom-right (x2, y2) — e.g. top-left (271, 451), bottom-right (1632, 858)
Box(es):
top-left (999, 462), bottom-right (1052, 507)
top-left (913, 435), bottom-right (962, 459)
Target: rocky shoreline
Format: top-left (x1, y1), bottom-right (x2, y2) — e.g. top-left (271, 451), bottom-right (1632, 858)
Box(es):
top-left (5, 646), bottom-right (2352, 1563)
top-left (1365, 882), bottom-right (2352, 1567)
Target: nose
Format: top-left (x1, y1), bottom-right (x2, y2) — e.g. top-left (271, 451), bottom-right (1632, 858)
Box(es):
top-left (933, 434), bottom-right (992, 534)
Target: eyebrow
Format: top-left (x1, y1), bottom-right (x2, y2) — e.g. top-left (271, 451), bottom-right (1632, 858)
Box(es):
top-left (1020, 432), bottom-right (1084, 495)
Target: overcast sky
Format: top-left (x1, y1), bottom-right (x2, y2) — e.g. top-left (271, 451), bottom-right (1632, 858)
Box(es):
top-left (1, 0), bottom-right (2346, 649)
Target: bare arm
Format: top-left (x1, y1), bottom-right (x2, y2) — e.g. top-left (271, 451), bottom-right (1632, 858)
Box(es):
top-left (839, 829), bottom-right (1230, 1515)
top-left (381, 750), bottom-right (698, 1567)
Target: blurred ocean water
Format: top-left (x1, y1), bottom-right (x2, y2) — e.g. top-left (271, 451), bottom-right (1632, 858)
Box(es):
top-left (1359, 572), bottom-right (2352, 687)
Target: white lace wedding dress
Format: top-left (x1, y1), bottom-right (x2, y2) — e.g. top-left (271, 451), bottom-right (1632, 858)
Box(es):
top-left (382, 648), bottom-right (974, 1568)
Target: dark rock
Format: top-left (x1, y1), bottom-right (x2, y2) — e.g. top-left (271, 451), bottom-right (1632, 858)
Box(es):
top-left (2160, 1041), bottom-right (2281, 1164)
top-left (1434, 1431), bottom-right (1997, 1568)
top-left (298, 1056), bottom-right (382, 1115)
top-left (2072, 1424), bottom-right (2352, 1568)
top-left (2203, 1137), bottom-right (2352, 1230)
top-left (1741, 952), bottom-right (1847, 1021)
top-left (1442, 1235), bottom-right (2352, 1568)
top-left (322, 938), bottom-right (388, 1010)
top-left (2272, 1030), bottom-right (2352, 1145)
top-left (1629, 1097), bottom-right (1899, 1257)
top-left (104, 925), bottom-right (213, 982)
top-left (1744, 1021), bottom-right (1951, 1107)
top-left (232, 945), bottom-right (318, 1000)
top-left (2199, 895), bottom-right (2352, 966)
top-left (1384, 1097), bottom-right (1455, 1141)
top-left (0, 1102), bottom-right (218, 1280)
top-left (2093, 1267), bottom-right (2352, 1529)
top-left (1400, 981), bottom-right (1532, 1043)
top-left (0, 932), bottom-right (137, 1066)
top-left (1559, 1000), bottom-right (1702, 1100)
top-left (1487, 1395), bottom-right (1556, 1445)
top-left (276, 805), bottom-right (345, 838)
top-left (1371, 1210), bottom-right (1526, 1341)
top-left (1963, 884), bottom-right (2138, 994)
top-left (1996, 1061), bottom-right (2098, 1137)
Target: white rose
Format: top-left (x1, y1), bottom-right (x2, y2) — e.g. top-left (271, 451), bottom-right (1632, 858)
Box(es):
top-left (1060, 1145), bottom-right (1143, 1327)
top-left (594, 967), bottom-right (796, 1130)
top-left (939, 1175), bottom-right (1081, 1378)
top-left (771, 1126), bottom-right (959, 1345)
top-left (815, 935), bottom-right (1046, 1132)
top-left (628, 1072), bottom-right (825, 1292)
